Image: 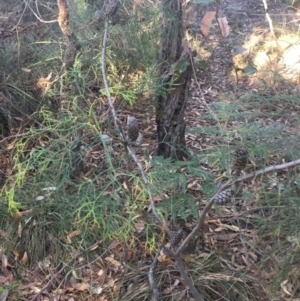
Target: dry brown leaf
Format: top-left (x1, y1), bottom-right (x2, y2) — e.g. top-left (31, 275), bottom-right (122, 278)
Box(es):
top-left (153, 196), bottom-right (164, 202)
top-left (36, 72), bottom-right (55, 95)
top-left (217, 17), bottom-right (230, 37)
top-left (0, 231), bottom-right (7, 238)
top-left (5, 168), bottom-right (12, 176)
top-left (241, 255), bottom-right (251, 267)
top-left (84, 168), bottom-right (93, 177)
top-left (200, 11), bottom-right (216, 37)
top-left (125, 249), bottom-right (134, 260)
top-left (74, 282), bottom-right (89, 291)
top-left (97, 268), bottom-right (107, 286)
top-left (62, 230), bottom-right (81, 244)
top-left (175, 290), bottom-right (186, 301)
top-left (113, 283), bottom-right (121, 294)
top-left (205, 219), bottom-right (219, 225)
top-left (105, 255), bottom-right (122, 268)
top-left (18, 282), bottom-right (43, 290)
top-left (6, 142), bottom-right (16, 150)
top-left (12, 210), bottom-right (32, 218)
top-left (0, 276), bottom-right (9, 284)
top-left (21, 251), bottom-right (28, 265)
top-left (1, 267), bottom-right (13, 282)
top-left (12, 249), bottom-right (20, 261)
top-left (280, 279), bottom-right (292, 296)
top-left (108, 240), bottom-right (120, 250)
top-left (122, 181), bottom-right (129, 190)
top-left (222, 224), bottom-right (240, 232)
top-left (158, 247), bottom-right (172, 265)
top-left (162, 279), bottom-right (179, 295)
top-left (214, 226), bottom-right (226, 232)
top-left (187, 180), bottom-right (201, 191)
top-left (248, 251), bottom-right (258, 262)
top-left (182, 254), bottom-right (196, 262)
top-left (68, 230), bottom-right (81, 239)
top-left (106, 277), bottom-right (115, 288)
top-left (134, 221), bottom-right (145, 232)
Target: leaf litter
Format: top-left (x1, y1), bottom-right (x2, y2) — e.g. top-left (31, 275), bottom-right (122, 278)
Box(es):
top-left (0, 0), bottom-right (300, 300)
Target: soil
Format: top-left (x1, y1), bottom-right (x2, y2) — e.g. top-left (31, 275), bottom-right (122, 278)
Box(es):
top-left (184, 0), bottom-right (300, 150)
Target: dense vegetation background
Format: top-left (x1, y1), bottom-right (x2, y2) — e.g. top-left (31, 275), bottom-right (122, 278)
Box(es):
top-left (1, 0), bottom-right (300, 300)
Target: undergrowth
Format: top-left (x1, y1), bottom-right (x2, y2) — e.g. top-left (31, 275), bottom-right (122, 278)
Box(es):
top-left (1, 0), bottom-right (300, 300)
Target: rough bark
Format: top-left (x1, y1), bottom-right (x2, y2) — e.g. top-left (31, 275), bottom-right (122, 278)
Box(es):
top-left (57, 0), bottom-right (77, 70)
top-left (156, 0), bottom-right (192, 160)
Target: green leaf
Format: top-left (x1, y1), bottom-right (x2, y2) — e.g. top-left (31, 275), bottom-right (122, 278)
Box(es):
top-left (197, 59), bottom-right (209, 69)
top-left (233, 46), bottom-right (248, 55)
top-left (242, 65), bottom-right (257, 74)
top-left (174, 58), bottom-right (189, 75)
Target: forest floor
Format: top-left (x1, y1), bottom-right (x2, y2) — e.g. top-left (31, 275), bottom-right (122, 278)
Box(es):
top-left (1, 0), bottom-right (300, 300)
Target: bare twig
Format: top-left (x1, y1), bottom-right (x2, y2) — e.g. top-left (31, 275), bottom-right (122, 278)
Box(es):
top-left (148, 247), bottom-right (162, 301)
top-left (100, 15), bottom-right (174, 301)
top-left (101, 19), bottom-right (124, 137)
top-left (100, 15), bottom-right (172, 237)
top-left (176, 158), bottom-right (300, 255)
top-left (23, 0), bottom-right (57, 23)
top-left (0, 133), bottom-right (27, 145)
top-left (174, 255), bottom-right (204, 301)
top-left (224, 158), bottom-right (300, 189)
top-left (261, 0), bottom-right (275, 38)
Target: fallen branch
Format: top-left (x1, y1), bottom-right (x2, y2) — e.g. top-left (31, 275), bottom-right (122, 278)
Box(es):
top-left (224, 158), bottom-right (300, 189)
top-left (174, 255), bottom-right (204, 301)
top-left (148, 247), bottom-right (162, 301)
top-left (176, 158), bottom-right (300, 255)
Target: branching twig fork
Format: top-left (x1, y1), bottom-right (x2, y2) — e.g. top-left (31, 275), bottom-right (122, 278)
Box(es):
top-left (176, 158), bottom-right (300, 256)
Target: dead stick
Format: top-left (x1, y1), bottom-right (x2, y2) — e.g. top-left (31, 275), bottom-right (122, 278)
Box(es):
top-left (148, 247), bottom-right (162, 301)
top-left (174, 255), bottom-right (204, 301)
top-left (176, 158), bottom-right (300, 255)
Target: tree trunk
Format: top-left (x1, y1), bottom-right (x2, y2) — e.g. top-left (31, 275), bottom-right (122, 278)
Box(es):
top-left (57, 0), bottom-right (77, 70)
top-left (156, 0), bottom-right (192, 160)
